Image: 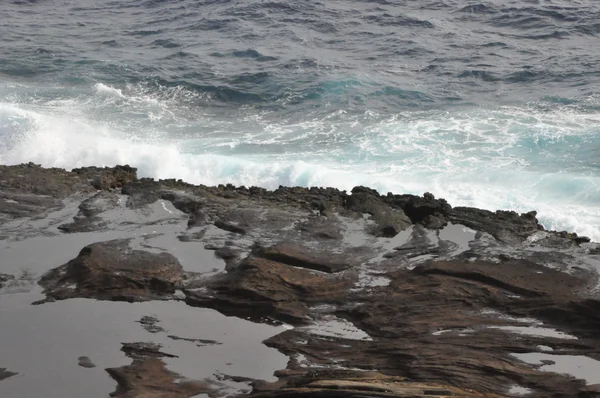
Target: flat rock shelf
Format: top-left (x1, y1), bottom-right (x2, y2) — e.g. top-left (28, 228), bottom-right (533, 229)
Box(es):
top-left (1, 163), bottom-right (599, 398)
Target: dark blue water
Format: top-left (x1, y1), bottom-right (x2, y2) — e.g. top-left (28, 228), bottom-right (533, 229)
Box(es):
top-left (0, 0), bottom-right (599, 240)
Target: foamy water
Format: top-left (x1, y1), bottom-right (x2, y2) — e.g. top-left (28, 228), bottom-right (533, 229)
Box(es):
top-left (1, 81), bottom-right (598, 241)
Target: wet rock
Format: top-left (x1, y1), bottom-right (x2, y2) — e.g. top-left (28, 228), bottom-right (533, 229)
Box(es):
top-left (167, 335), bottom-right (222, 346)
top-left (0, 163), bottom-right (90, 220)
top-left (185, 251), bottom-right (355, 325)
top-left (256, 243), bottom-right (355, 273)
top-left (120, 342), bottom-right (179, 359)
top-left (78, 356), bottom-right (96, 368)
top-left (38, 239), bottom-right (184, 302)
top-left (5, 163), bottom-right (600, 398)
top-left (346, 187), bottom-right (411, 237)
top-left (287, 258), bottom-right (593, 397)
top-left (297, 216), bottom-right (343, 240)
top-left (0, 273), bottom-right (14, 288)
top-left (58, 191), bottom-right (119, 232)
top-left (0, 368), bottom-right (17, 381)
top-left (385, 191), bottom-right (452, 228)
top-left (106, 342), bottom-right (212, 398)
top-left (136, 316), bottom-right (166, 334)
top-left (214, 219), bottom-right (247, 234)
top-left (449, 207), bottom-right (543, 244)
top-left (0, 163), bottom-right (137, 222)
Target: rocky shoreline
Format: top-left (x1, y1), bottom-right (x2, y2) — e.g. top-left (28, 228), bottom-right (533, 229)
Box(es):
top-left (1, 162), bottom-right (599, 398)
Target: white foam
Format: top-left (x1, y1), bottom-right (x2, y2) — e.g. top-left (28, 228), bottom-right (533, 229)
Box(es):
top-left (95, 83), bottom-right (125, 98)
top-left (1, 87), bottom-right (599, 242)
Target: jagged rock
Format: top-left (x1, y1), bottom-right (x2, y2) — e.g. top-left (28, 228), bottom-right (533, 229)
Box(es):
top-left (449, 207), bottom-right (543, 243)
top-left (346, 187), bottom-right (411, 237)
top-left (73, 165), bottom-right (137, 191)
top-left (0, 163), bottom-right (90, 220)
top-left (38, 239), bottom-right (184, 302)
top-left (0, 163), bottom-right (136, 222)
top-left (266, 258), bottom-right (592, 397)
top-left (256, 243), bottom-right (355, 273)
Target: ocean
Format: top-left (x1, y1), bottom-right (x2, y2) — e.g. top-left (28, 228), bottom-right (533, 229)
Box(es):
top-left (0, 0), bottom-right (598, 241)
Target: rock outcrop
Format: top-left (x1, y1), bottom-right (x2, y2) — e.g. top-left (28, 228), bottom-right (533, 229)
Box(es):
top-left (38, 239), bottom-right (185, 302)
top-left (1, 163), bottom-right (599, 398)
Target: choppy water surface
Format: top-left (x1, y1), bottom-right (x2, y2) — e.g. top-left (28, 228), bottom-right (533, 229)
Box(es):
top-left (0, 0), bottom-right (599, 240)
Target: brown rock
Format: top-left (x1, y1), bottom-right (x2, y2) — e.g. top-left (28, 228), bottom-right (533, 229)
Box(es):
top-left (107, 342), bottom-right (212, 398)
top-left (257, 243), bottom-right (356, 273)
top-left (73, 165), bottom-right (137, 191)
top-left (251, 371), bottom-right (499, 397)
top-left (346, 187), bottom-right (411, 237)
top-left (38, 239), bottom-right (184, 302)
top-left (185, 252), bottom-right (355, 325)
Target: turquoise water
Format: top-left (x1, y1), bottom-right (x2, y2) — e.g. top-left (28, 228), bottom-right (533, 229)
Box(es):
top-left (0, 0), bottom-right (599, 240)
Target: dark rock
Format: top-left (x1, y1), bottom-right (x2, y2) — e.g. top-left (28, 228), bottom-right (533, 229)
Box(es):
top-left (78, 356), bottom-right (96, 368)
top-left (256, 243), bottom-right (355, 273)
top-left (0, 163), bottom-right (90, 220)
top-left (120, 342), bottom-right (179, 359)
top-left (185, 252), bottom-right (355, 325)
top-left (136, 316), bottom-right (166, 334)
top-left (0, 164), bottom-right (136, 221)
top-left (214, 219), bottom-right (247, 234)
top-left (167, 335), bottom-right (222, 346)
top-left (0, 368), bottom-right (17, 381)
top-left (346, 187), bottom-right (411, 237)
top-left (58, 191), bottom-right (119, 232)
top-left (386, 192), bottom-right (452, 227)
top-left (38, 239), bottom-right (184, 302)
top-left (0, 273), bottom-right (14, 288)
top-left (449, 207), bottom-right (543, 243)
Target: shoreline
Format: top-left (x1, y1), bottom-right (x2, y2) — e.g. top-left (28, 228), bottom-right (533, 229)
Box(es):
top-left (1, 162), bottom-right (600, 398)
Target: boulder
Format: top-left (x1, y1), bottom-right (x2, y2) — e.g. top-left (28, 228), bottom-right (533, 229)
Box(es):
top-left (38, 239), bottom-right (184, 302)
